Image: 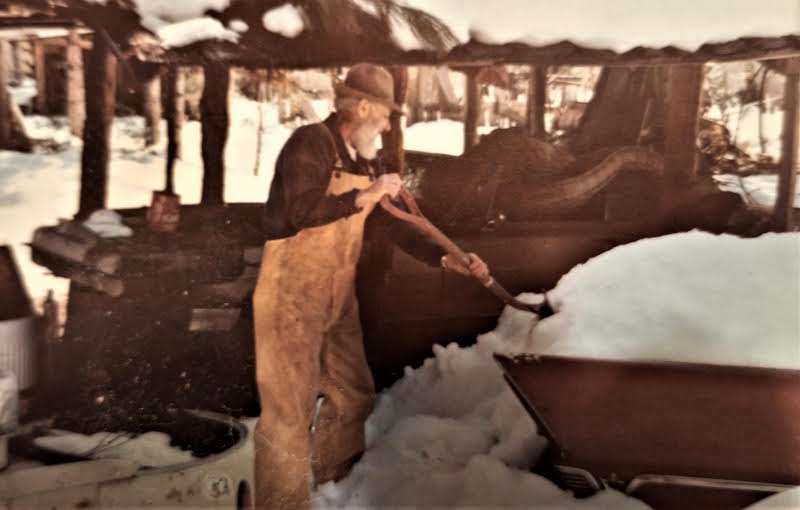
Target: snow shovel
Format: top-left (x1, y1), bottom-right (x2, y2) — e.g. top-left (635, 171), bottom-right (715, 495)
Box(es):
top-left (380, 189), bottom-right (551, 317)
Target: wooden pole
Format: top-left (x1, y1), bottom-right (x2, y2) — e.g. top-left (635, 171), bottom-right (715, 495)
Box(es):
top-left (464, 68), bottom-right (480, 152)
top-left (527, 65), bottom-right (547, 138)
top-left (65, 29), bottom-right (85, 138)
top-left (77, 34), bottom-right (116, 219)
top-left (163, 65), bottom-right (184, 194)
top-left (142, 64), bottom-right (161, 146)
top-left (774, 58), bottom-right (800, 232)
top-left (663, 64), bottom-right (704, 182)
top-left (200, 62), bottom-right (230, 205)
top-left (0, 39), bottom-right (11, 146)
top-left (33, 38), bottom-right (46, 114)
top-left (10, 40), bottom-right (22, 83)
top-left (381, 66), bottom-right (408, 174)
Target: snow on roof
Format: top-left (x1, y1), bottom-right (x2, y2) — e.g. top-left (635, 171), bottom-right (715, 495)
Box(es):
top-left (404, 0), bottom-right (800, 52)
top-left (154, 17), bottom-right (239, 48)
top-left (262, 3), bottom-right (305, 39)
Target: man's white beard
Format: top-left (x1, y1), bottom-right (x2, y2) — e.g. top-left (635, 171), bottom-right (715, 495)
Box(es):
top-left (351, 123), bottom-right (380, 160)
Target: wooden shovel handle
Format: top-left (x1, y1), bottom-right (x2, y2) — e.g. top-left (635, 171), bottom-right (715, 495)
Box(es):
top-left (379, 190), bottom-right (544, 315)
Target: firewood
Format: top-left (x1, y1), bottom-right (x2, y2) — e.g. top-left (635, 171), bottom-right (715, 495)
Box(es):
top-left (32, 227), bottom-right (120, 275)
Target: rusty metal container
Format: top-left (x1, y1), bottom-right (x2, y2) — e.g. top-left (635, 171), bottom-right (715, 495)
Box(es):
top-left (494, 354), bottom-right (800, 509)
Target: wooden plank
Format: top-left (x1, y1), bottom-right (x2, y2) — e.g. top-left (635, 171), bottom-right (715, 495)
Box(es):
top-left (77, 33), bottom-right (116, 218)
top-left (200, 62), bottom-right (230, 205)
top-left (32, 226), bottom-right (121, 274)
top-left (188, 307), bottom-right (241, 332)
top-left (774, 58), bottom-right (800, 232)
top-left (527, 65), bottom-right (547, 137)
top-left (463, 68), bottom-right (480, 152)
top-left (65, 29), bottom-right (85, 138)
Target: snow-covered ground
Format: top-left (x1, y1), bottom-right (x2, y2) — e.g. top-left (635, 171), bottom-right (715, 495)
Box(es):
top-left (36, 230), bottom-right (799, 507)
top-left (0, 96), bottom-right (292, 306)
top-left (715, 173), bottom-right (800, 209)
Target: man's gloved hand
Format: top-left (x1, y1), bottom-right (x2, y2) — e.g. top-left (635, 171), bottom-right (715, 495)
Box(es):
top-left (356, 173), bottom-right (402, 208)
top-left (441, 253), bottom-right (489, 280)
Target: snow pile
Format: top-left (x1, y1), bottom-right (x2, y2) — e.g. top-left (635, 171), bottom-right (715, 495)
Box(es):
top-left (525, 232), bottom-right (800, 369)
top-left (747, 486), bottom-right (800, 509)
top-left (262, 3), bottom-right (305, 38)
top-left (715, 173), bottom-right (800, 209)
top-left (35, 430), bottom-right (194, 468)
top-left (405, 0), bottom-right (799, 52)
top-left (313, 326), bottom-right (646, 508)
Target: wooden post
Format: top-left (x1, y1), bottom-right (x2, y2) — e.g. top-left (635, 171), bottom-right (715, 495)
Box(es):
top-left (0, 39), bottom-right (10, 146)
top-left (527, 65), bottom-right (547, 138)
top-left (33, 39), bottom-right (46, 114)
top-left (163, 65), bottom-right (184, 193)
top-left (10, 40), bottom-right (23, 83)
top-left (65, 29), bottom-right (85, 138)
top-left (77, 34), bottom-right (116, 219)
top-left (200, 62), bottom-right (230, 205)
top-left (142, 65), bottom-right (161, 146)
top-left (381, 66), bottom-right (408, 174)
top-left (663, 64), bottom-right (704, 182)
top-left (464, 68), bottom-right (481, 152)
top-left (774, 58), bottom-right (800, 232)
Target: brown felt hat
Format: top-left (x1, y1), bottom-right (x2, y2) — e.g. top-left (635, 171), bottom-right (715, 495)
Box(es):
top-left (334, 64), bottom-right (402, 113)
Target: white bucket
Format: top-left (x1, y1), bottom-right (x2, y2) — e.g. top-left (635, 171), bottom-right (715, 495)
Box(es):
top-left (0, 316), bottom-right (38, 391)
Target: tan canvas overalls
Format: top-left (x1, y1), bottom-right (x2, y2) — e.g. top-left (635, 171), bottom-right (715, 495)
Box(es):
top-left (252, 137), bottom-right (377, 509)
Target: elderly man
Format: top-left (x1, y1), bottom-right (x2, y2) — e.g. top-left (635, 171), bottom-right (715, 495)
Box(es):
top-left (253, 64), bottom-right (488, 509)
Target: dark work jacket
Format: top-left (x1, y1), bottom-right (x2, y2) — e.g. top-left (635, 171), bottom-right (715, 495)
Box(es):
top-left (263, 114), bottom-right (444, 267)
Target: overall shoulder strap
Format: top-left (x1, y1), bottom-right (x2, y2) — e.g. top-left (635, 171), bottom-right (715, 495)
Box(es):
top-left (319, 122), bottom-right (344, 169)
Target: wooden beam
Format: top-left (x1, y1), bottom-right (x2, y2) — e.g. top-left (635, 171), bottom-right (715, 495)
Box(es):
top-left (381, 65), bottom-right (408, 174)
top-left (200, 62), bottom-right (230, 206)
top-left (527, 65), bottom-right (547, 138)
top-left (77, 34), bottom-right (116, 219)
top-left (774, 58), bottom-right (800, 232)
top-left (65, 29), bottom-right (85, 138)
top-left (142, 65), bottom-right (162, 146)
top-left (163, 65), bottom-right (185, 193)
top-left (464, 68), bottom-right (480, 152)
top-left (33, 38), bottom-right (46, 114)
top-left (663, 64), bottom-right (704, 181)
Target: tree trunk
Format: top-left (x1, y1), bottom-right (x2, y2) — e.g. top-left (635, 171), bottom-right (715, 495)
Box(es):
top-left (77, 34), bottom-right (116, 219)
top-left (663, 64), bottom-right (704, 182)
top-left (163, 65), bottom-right (185, 193)
top-left (200, 62), bottom-right (230, 205)
top-left (33, 39), bottom-right (46, 114)
top-left (774, 58), bottom-right (800, 232)
top-left (65, 29), bottom-right (85, 138)
top-left (381, 66), bottom-right (408, 174)
top-left (142, 65), bottom-right (161, 146)
top-left (527, 66), bottom-right (547, 138)
top-left (0, 39), bottom-right (11, 146)
top-left (464, 69), bottom-right (480, 153)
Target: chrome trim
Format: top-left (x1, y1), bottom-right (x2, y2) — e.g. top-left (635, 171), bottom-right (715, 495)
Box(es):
top-left (555, 465), bottom-right (604, 492)
top-left (626, 474), bottom-right (793, 495)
